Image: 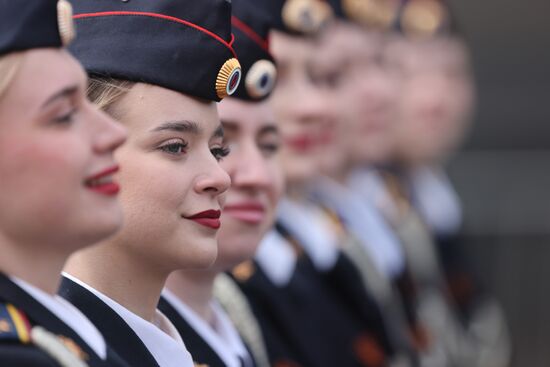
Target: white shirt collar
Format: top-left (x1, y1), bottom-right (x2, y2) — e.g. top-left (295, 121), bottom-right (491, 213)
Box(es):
top-left (314, 175), bottom-right (405, 277)
top-left (409, 166), bottom-right (462, 235)
top-left (62, 273), bottom-right (193, 367)
top-left (277, 198), bottom-right (339, 271)
top-left (11, 276), bottom-right (107, 359)
top-left (255, 230), bottom-right (297, 287)
top-left (162, 289), bottom-right (250, 367)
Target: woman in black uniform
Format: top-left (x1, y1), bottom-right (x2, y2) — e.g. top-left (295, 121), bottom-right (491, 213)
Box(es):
top-left (0, 1), bottom-right (128, 366)
top-left (58, 1), bottom-right (240, 366)
top-left (158, 1), bottom-right (282, 366)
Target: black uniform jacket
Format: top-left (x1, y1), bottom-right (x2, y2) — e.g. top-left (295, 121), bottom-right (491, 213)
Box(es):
top-left (58, 275), bottom-right (160, 367)
top-left (233, 225), bottom-right (394, 367)
top-left (158, 295), bottom-right (257, 367)
top-left (0, 273), bottom-right (128, 367)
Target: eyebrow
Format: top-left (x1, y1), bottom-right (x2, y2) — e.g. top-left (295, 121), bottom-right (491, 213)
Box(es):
top-left (222, 119), bottom-right (279, 136)
top-left (41, 85), bottom-right (79, 109)
top-left (150, 120), bottom-right (201, 134)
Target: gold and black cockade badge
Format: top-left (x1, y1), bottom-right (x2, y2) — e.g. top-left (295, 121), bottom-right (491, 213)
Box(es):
top-left (342, 0), bottom-right (399, 30)
top-left (245, 60), bottom-right (277, 99)
top-left (400, 0), bottom-right (449, 39)
top-left (57, 0), bottom-right (76, 46)
top-left (282, 0), bottom-right (333, 34)
top-left (216, 58), bottom-right (242, 99)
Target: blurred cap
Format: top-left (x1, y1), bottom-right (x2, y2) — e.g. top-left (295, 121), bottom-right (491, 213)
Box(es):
top-left (396, 0), bottom-right (458, 39)
top-left (231, 0), bottom-right (277, 101)
top-left (328, 0), bottom-right (400, 30)
top-left (68, 0), bottom-right (241, 101)
top-left (0, 0), bottom-right (75, 56)
top-left (254, 0), bottom-right (334, 35)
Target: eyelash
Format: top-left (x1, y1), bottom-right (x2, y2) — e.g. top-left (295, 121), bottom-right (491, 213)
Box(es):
top-left (260, 143), bottom-right (280, 156)
top-left (53, 108), bottom-right (77, 124)
top-left (211, 146), bottom-right (230, 161)
top-left (158, 140), bottom-right (188, 155)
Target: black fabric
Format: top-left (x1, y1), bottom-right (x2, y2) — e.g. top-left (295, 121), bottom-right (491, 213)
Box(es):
top-left (0, 273), bottom-right (128, 367)
top-left (58, 276), bottom-right (159, 367)
top-left (158, 296), bottom-right (225, 367)
top-left (159, 295), bottom-right (260, 367)
top-left (0, 0), bottom-right (63, 55)
top-left (233, 247), bottom-right (392, 367)
top-left (69, 0), bottom-right (236, 101)
top-left (0, 343), bottom-right (61, 367)
top-left (231, 0), bottom-right (276, 101)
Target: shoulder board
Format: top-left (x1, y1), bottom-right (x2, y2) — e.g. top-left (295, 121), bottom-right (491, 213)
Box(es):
top-left (0, 303), bottom-right (32, 343)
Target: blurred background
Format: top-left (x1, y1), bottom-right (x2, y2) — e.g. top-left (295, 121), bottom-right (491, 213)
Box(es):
top-left (447, 0), bottom-right (550, 365)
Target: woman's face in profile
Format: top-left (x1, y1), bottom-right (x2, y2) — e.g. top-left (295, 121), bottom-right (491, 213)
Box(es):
top-left (0, 49), bottom-right (127, 251)
top-left (107, 83), bottom-right (231, 271)
top-left (214, 97), bottom-right (284, 271)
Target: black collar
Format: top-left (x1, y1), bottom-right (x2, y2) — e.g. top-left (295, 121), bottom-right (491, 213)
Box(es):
top-left (58, 276), bottom-right (158, 367)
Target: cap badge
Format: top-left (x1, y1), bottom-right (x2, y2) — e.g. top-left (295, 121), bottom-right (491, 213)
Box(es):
top-left (245, 60), bottom-right (277, 99)
top-left (216, 58), bottom-right (242, 99)
top-left (282, 0), bottom-right (333, 34)
top-left (343, 0), bottom-right (399, 29)
top-left (57, 0), bottom-right (76, 46)
top-left (400, 0), bottom-right (448, 38)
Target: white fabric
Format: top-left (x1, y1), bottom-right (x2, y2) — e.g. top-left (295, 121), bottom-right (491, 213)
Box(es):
top-left (11, 276), bottom-right (107, 359)
top-left (162, 289), bottom-right (251, 367)
top-left (62, 273), bottom-right (193, 367)
top-left (409, 166), bottom-right (462, 236)
top-left (255, 230), bottom-right (297, 287)
top-left (277, 198), bottom-right (339, 271)
top-left (314, 176), bottom-right (405, 277)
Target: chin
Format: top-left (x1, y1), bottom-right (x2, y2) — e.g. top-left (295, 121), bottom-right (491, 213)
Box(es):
top-left (177, 239), bottom-right (219, 270)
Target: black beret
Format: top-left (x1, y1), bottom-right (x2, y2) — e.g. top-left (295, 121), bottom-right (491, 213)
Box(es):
top-left (230, 0), bottom-right (277, 101)
top-left (327, 0), bottom-right (400, 30)
top-left (0, 0), bottom-right (75, 56)
top-left (254, 0), bottom-right (333, 35)
top-left (69, 0), bottom-right (241, 102)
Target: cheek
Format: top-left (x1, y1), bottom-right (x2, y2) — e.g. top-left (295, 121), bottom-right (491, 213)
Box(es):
top-left (115, 150), bottom-right (190, 229)
top-left (0, 135), bottom-right (90, 236)
top-left (0, 134), bottom-right (86, 194)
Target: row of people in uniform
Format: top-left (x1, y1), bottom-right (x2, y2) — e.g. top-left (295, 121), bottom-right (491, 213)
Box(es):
top-left (0, 0), bottom-right (510, 366)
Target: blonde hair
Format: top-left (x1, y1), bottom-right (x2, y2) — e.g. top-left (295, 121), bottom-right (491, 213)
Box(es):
top-left (0, 53), bottom-right (24, 100)
top-left (87, 77), bottom-right (134, 118)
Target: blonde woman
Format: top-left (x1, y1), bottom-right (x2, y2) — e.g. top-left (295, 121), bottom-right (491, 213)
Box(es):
top-left (0, 1), bottom-right (127, 366)
top-left (58, 1), bottom-right (241, 367)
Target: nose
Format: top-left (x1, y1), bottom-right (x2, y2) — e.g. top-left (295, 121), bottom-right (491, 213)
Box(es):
top-left (89, 103), bottom-right (127, 154)
top-left (194, 153), bottom-right (232, 197)
top-left (227, 141), bottom-right (271, 193)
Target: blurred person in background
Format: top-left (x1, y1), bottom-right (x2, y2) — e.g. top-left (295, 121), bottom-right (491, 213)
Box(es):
top-left (58, 1), bottom-right (238, 366)
top-left (0, 1), bottom-right (129, 365)
top-left (310, 1), bottom-right (430, 365)
top-left (158, 1), bottom-right (282, 366)
top-left (223, 0), bottom-right (397, 366)
top-left (350, 0), bottom-right (511, 366)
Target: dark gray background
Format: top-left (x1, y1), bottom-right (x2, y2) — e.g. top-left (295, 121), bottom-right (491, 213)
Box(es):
top-left (448, 0), bottom-right (550, 365)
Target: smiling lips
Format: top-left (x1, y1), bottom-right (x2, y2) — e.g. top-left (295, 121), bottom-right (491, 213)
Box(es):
top-left (223, 202), bottom-right (266, 225)
top-left (184, 210), bottom-right (222, 229)
top-left (85, 165), bottom-right (120, 196)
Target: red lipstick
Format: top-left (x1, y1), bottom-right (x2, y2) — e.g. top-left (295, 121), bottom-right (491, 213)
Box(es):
top-left (85, 165), bottom-right (120, 196)
top-left (184, 210), bottom-right (221, 229)
top-left (223, 202), bottom-right (266, 225)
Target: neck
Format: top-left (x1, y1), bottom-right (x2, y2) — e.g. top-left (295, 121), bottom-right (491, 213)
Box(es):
top-left (165, 270), bottom-right (217, 324)
top-left (64, 241), bottom-right (168, 322)
top-left (0, 233), bottom-right (67, 294)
